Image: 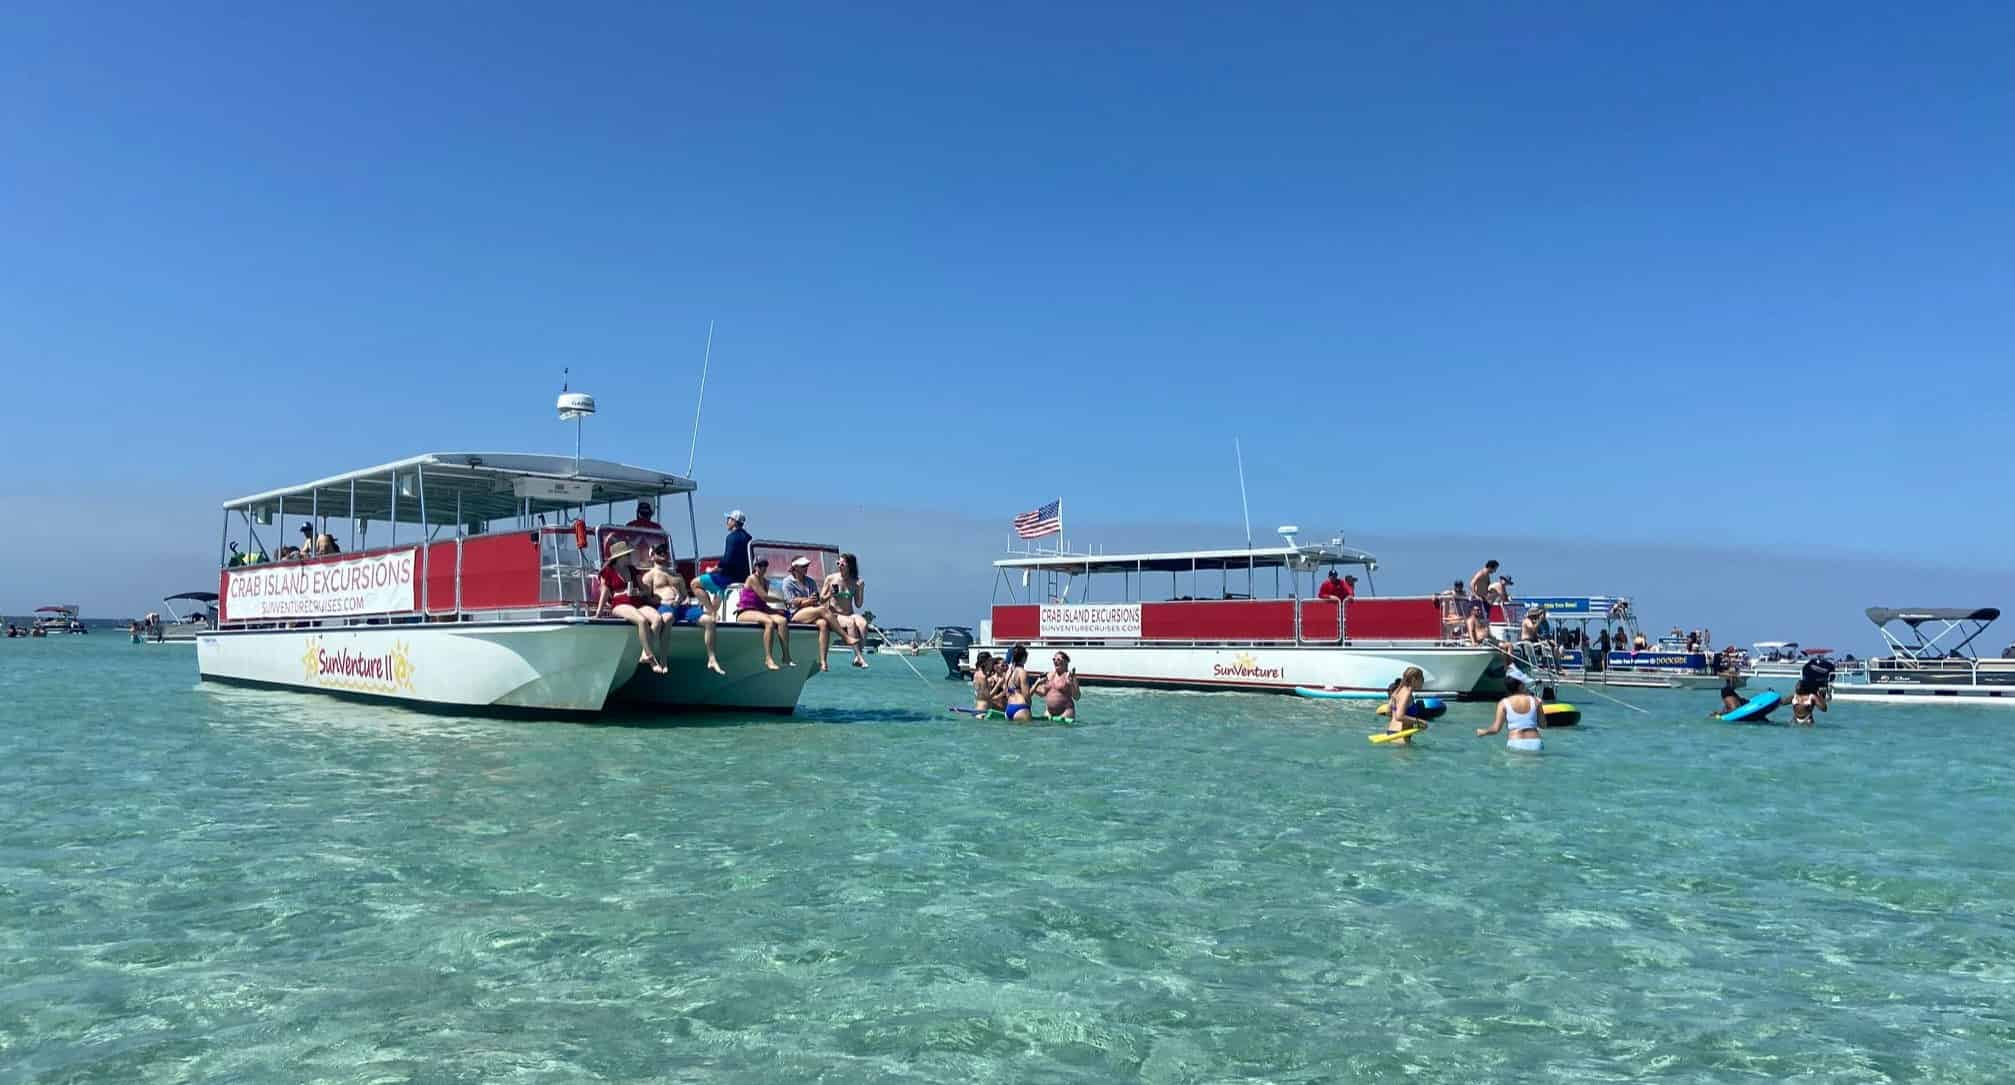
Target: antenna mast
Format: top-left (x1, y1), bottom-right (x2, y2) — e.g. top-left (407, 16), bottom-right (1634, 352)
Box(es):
top-left (686, 320), bottom-right (715, 477)
top-left (1234, 438), bottom-right (1253, 549)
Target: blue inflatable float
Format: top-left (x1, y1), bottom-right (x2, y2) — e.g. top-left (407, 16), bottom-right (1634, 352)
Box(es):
top-left (1377, 696), bottom-right (1448, 721)
top-left (1719, 690), bottom-right (1783, 723)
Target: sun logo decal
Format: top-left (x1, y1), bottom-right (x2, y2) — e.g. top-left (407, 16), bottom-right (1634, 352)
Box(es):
top-left (301, 637), bottom-right (321, 680)
top-left (388, 641), bottom-right (416, 692)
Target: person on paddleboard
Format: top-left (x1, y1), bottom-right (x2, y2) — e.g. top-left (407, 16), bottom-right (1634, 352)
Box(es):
top-left (1385, 666), bottom-right (1428, 743)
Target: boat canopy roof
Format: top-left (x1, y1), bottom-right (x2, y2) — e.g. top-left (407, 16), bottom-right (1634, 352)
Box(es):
top-left (1865, 607), bottom-right (2000, 625)
top-left (992, 543), bottom-right (1375, 575)
top-left (1752, 640), bottom-right (1797, 649)
top-left (35, 605), bottom-right (77, 613)
top-left (165, 591), bottom-right (220, 603)
top-left (221, 453), bottom-right (697, 526)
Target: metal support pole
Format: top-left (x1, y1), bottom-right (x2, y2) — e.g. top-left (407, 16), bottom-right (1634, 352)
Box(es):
top-left (218, 509), bottom-right (229, 568)
top-left (417, 463), bottom-right (428, 615)
top-left (687, 491), bottom-right (700, 562)
top-left (454, 489), bottom-right (464, 617)
top-left (349, 479), bottom-right (357, 551)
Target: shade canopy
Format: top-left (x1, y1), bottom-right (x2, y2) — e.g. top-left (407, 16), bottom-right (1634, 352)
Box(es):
top-left (1865, 607), bottom-right (2000, 626)
top-left (165, 592), bottom-right (220, 603)
top-left (993, 544), bottom-right (1376, 576)
top-left (222, 453), bottom-right (697, 528)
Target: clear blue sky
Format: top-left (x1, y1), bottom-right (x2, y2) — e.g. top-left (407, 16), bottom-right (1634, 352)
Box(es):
top-left (4, 3), bottom-right (2011, 643)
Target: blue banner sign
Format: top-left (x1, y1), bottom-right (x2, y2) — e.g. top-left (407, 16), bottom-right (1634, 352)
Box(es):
top-left (1520, 596), bottom-right (1594, 616)
top-left (1610, 652), bottom-right (1703, 669)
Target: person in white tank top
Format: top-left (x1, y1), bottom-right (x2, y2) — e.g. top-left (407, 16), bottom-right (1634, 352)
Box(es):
top-left (1477, 677), bottom-right (1544, 745)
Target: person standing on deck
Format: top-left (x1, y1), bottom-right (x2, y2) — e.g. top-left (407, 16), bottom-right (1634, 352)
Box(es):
top-left (1318, 570), bottom-right (1351, 604)
top-left (1467, 560), bottom-right (1500, 644)
top-left (627, 501), bottom-right (662, 531)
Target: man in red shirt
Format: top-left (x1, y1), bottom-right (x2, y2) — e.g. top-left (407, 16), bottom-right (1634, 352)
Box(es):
top-left (1317, 570), bottom-right (1355, 602)
top-left (627, 501), bottom-right (662, 530)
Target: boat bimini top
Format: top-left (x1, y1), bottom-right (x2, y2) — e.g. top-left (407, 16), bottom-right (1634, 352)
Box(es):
top-left (1864, 607), bottom-right (2002, 660)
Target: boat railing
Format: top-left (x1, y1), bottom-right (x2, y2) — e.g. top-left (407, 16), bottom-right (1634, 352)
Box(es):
top-left (1864, 656), bottom-right (2014, 683)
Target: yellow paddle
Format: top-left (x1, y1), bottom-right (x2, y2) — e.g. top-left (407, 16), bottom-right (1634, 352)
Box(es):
top-left (1369, 727), bottom-right (1424, 745)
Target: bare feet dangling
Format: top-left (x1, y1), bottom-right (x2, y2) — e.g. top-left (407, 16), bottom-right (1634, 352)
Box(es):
top-left (765, 659), bottom-right (781, 671)
top-left (706, 659), bottom-right (726, 675)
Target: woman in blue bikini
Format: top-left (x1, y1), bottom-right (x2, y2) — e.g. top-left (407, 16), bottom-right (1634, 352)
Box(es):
top-left (1001, 645), bottom-right (1034, 722)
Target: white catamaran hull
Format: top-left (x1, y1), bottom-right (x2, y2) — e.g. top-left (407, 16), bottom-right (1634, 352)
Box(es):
top-left (198, 620), bottom-right (821, 714)
top-left (969, 643), bottom-right (1501, 697)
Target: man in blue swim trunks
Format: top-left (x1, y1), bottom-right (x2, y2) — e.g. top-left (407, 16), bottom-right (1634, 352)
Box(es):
top-left (690, 509), bottom-right (754, 615)
top-left (643, 543), bottom-right (724, 675)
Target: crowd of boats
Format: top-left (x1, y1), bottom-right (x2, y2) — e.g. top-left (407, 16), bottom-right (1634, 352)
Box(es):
top-left (9, 410), bottom-right (2011, 714)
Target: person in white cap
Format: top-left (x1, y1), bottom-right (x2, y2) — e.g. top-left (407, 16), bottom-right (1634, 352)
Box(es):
top-left (782, 556), bottom-right (847, 671)
top-left (689, 509), bottom-right (753, 619)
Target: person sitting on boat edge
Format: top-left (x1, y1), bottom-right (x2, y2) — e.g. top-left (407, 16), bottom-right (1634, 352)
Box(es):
top-left (642, 543), bottom-right (723, 674)
top-left (594, 540), bottom-right (668, 674)
top-left (733, 557), bottom-right (793, 670)
top-left (1036, 651), bottom-right (1080, 721)
top-left (1477, 674), bottom-right (1543, 750)
top-left (1384, 666), bottom-right (1428, 743)
top-left (690, 509), bottom-right (754, 619)
top-left (784, 556), bottom-right (847, 672)
top-left (822, 553), bottom-right (870, 668)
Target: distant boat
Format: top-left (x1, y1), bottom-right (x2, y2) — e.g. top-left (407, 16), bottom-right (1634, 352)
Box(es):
top-left (1506, 596), bottom-right (1731, 691)
top-left (1742, 641), bottom-right (1864, 689)
top-left (1830, 607), bottom-right (2015, 707)
top-left (31, 605), bottom-right (86, 635)
top-left (150, 592), bottom-right (219, 645)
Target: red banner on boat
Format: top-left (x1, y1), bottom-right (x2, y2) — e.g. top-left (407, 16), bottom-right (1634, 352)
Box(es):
top-left (222, 548), bottom-right (419, 621)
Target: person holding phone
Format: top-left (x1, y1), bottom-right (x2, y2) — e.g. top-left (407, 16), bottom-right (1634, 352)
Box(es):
top-left (1037, 650), bottom-right (1080, 722)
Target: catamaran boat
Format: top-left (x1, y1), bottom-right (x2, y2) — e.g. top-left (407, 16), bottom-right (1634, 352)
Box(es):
top-left (197, 451), bottom-right (826, 715)
top-left (149, 592), bottom-right (219, 644)
top-left (1506, 596), bottom-right (1733, 690)
top-left (1742, 641), bottom-right (1865, 689)
top-left (1829, 607), bottom-right (2015, 707)
top-left (32, 606), bottom-right (87, 635)
top-left (969, 540), bottom-right (1504, 697)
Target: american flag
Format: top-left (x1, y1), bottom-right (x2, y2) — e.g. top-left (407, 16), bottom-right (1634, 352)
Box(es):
top-left (1013, 499), bottom-right (1062, 539)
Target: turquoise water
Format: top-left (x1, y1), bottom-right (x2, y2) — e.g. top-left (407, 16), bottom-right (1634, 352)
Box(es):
top-left (3, 637), bottom-right (2011, 1082)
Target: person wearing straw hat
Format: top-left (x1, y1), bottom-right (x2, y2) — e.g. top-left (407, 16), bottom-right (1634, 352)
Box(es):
top-left (594, 539), bottom-right (668, 674)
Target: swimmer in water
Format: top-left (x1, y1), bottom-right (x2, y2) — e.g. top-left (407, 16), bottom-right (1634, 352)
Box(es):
top-left (1385, 666), bottom-right (1428, 743)
top-left (1001, 645), bottom-right (1035, 722)
top-left (1035, 651), bottom-right (1079, 722)
top-left (971, 652), bottom-right (999, 713)
top-left (1717, 667), bottom-right (1744, 715)
top-left (1477, 674), bottom-right (1544, 749)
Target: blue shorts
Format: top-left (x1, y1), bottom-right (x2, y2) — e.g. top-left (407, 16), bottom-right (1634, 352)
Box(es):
top-left (694, 571), bottom-right (732, 594)
top-left (659, 603), bottom-right (704, 625)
